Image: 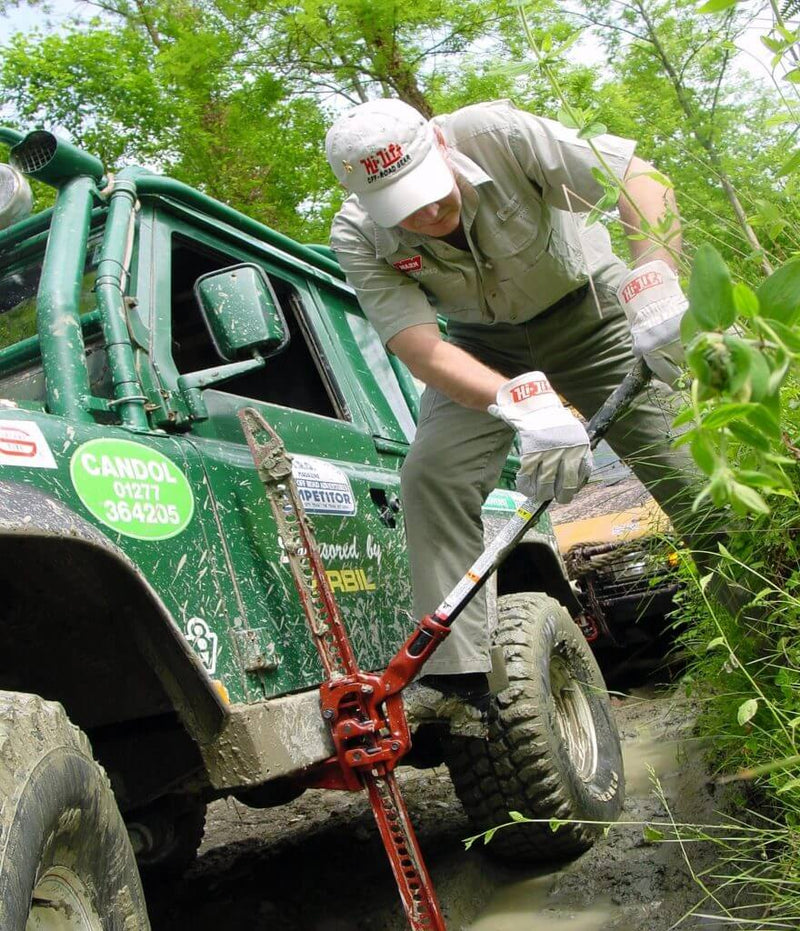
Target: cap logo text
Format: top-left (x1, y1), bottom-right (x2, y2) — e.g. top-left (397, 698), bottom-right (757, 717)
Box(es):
top-left (620, 270), bottom-right (664, 304)
top-left (360, 143), bottom-right (412, 184)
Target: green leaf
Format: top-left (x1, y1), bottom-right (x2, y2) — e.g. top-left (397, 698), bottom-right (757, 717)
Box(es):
top-left (766, 319), bottom-right (800, 354)
top-left (549, 817), bottom-right (566, 832)
top-left (746, 405), bottom-right (782, 440)
top-left (644, 170), bottom-right (673, 189)
top-left (698, 0), bottom-right (738, 11)
top-left (777, 778), bottom-right (800, 795)
top-left (702, 402), bottom-right (759, 429)
top-left (755, 259), bottom-right (800, 325)
top-left (778, 150), bottom-right (800, 178)
top-left (784, 69), bottom-right (800, 83)
top-left (732, 283), bottom-right (759, 318)
top-left (728, 421), bottom-right (771, 452)
top-left (509, 810), bottom-right (530, 822)
top-left (765, 113), bottom-right (794, 128)
top-left (643, 825), bottom-right (665, 842)
top-left (735, 469), bottom-right (784, 489)
top-left (737, 697), bottom-right (759, 725)
top-left (690, 432), bottom-right (717, 475)
top-left (731, 481), bottom-right (770, 514)
top-left (483, 827), bottom-right (498, 845)
top-left (557, 108), bottom-right (579, 130)
top-left (578, 122), bottom-right (607, 140)
top-left (672, 406), bottom-right (696, 428)
top-left (761, 35), bottom-right (787, 53)
top-left (706, 636), bottom-right (727, 651)
top-left (688, 245), bottom-right (736, 330)
top-left (680, 308), bottom-right (702, 344)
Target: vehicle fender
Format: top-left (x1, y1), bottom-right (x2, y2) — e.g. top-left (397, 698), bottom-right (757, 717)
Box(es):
top-left (0, 479), bottom-right (227, 743)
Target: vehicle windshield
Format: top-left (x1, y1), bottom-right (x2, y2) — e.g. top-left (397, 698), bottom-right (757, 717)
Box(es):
top-left (0, 237), bottom-right (103, 352)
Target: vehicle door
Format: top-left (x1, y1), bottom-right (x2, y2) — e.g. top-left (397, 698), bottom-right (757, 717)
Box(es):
top-left (149, 207), bottom-right (416, 700)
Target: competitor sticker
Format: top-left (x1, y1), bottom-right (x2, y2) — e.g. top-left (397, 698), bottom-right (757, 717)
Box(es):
top-left (483, 489), bottom-right (526, 512)
top-left (0, 421), bottom-right (57, 469)
top-left (292, 456), bottom-right (356, 517)
top-left (185, 618), bottom-right (219, 675)
top-left (70, 438), bottom-right (194, 540)
top-left (393, 255), bottom-right (422, 273)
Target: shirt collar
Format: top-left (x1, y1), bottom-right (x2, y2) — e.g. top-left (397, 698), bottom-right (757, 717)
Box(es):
top-left (370, 152), bottom-right (493, 258)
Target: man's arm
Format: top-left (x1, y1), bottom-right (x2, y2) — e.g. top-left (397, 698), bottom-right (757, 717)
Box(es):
top-left (618, 155), bottom-right (682, 269)
top-left (387, 324), bottom-right (506, 411)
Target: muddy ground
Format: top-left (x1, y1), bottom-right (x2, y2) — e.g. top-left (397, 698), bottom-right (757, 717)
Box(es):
top-left (145, 690), bottom-right (743, 931)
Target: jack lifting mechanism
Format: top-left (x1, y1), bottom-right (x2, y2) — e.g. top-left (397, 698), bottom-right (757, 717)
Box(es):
top-left (239, 360), bottom-right (650, 931)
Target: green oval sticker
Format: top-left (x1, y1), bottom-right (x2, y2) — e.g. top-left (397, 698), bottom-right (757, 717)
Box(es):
top-left (70, 439), bottom-right (194, 540)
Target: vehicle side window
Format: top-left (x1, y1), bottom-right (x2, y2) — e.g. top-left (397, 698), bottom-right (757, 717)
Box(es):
top-left (170, 234), bottom-right (340, 419)
top-left (0, 237), bottom-right (115, 408)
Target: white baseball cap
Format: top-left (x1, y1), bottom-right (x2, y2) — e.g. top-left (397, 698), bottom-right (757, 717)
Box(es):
top-left (325, 99), bottom-right (455, 228)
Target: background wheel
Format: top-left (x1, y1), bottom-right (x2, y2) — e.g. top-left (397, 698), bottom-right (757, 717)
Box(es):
top-left (0, 691), bottom-right (150, 930)
top-left (446, 593), bottom-right (625, 863)
top-left (127, 795), bottom-right (207, 879)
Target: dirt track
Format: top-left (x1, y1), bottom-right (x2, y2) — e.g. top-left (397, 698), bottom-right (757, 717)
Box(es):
top-left (145, 690), bottom-right (735, 931)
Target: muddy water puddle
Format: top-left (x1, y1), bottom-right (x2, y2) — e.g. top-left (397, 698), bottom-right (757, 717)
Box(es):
top-left (465, 702), bottom-right (703, 931)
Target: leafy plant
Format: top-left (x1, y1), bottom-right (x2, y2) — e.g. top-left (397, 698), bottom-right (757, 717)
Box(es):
top-left (674, 245), bottom-right (800, 516)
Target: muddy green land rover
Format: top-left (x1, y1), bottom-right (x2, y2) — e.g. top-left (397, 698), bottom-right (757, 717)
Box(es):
top-left (0, 129), bottom-right (623, 929)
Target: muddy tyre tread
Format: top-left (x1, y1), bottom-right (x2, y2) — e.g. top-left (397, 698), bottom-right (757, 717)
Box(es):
top-left (446, 593), bottom-right (624, 863)
top-left (0, 690), bottom-right (150, 930)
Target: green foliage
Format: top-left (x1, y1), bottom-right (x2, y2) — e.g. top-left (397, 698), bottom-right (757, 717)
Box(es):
top-left (0, 20), bottom-right (336, 239)
top-left (674, 245), bottom-right (798, 517)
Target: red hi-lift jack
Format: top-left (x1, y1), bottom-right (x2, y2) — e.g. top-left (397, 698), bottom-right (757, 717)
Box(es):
top-left (239, 360), bottom-right (648, 931)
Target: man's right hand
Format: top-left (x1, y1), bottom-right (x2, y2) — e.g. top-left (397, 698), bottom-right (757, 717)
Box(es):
top-left (489, 373), bottom-right (592, 504)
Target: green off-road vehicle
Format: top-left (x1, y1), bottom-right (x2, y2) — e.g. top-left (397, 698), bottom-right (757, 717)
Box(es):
top-left (0, 128), bottom-right (623, 929)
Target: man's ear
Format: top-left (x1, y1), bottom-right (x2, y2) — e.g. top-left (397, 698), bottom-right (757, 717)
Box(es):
top-left (433, 125), bottom-right (449, 152)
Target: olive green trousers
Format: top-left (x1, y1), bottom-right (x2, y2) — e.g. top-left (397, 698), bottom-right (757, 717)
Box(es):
top-left (400, 266), bottom-right (705, 675)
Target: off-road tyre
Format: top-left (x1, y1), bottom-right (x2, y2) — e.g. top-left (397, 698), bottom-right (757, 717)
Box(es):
top-left (127, 795), bottom-right (207, 880)
top-left (0, 691), bottom-right (150, 930)
top-left (446, 593), bottom-right (624, 863)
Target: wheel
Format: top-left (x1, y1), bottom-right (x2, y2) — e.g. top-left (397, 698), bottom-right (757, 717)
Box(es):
top-left (445, 593), bottom-right (625, 863)
top-left (126, 795), bottom-right (207, 879)
top-left (0, 691), bottom-right (150, 930)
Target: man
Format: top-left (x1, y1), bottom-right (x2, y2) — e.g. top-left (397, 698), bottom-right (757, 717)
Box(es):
top-left (325, 97), bottom-right (697, 704)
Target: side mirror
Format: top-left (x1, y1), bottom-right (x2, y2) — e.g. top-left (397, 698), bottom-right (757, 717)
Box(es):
top-left (194, 263), bottom-right (288, 362)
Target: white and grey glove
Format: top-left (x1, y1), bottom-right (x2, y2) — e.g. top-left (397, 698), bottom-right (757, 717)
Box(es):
top-left (617, 260), bottom-right (688, 387)
top-left (489, 372), bottom-right (593, 504)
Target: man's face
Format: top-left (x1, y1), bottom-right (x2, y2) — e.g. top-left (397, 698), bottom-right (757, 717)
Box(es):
top-left (396, 180), bottom-right (462, 238)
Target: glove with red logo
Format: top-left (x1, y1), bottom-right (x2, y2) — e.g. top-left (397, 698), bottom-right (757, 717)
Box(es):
top-left (489, 373), bottom-right (592, 504)
top-left (616, 260), bottom-right (688, 387)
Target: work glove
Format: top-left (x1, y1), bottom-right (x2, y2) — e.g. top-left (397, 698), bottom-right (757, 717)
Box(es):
top-left (616, 260), bottom-right (687, 387)
top-left (489, 372), bottom-right (592, 504)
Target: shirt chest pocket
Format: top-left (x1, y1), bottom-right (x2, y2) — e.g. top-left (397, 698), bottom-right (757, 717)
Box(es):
top-left (478, 194), bottom-right (546, 258)
top-left (390, 259), bottom-right (480, 315)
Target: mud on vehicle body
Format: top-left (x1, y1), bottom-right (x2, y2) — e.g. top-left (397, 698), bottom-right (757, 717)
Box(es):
top-left (0, 129), bottom-right (621, 928)
top-left (551, 443), bottom-right (683, 687)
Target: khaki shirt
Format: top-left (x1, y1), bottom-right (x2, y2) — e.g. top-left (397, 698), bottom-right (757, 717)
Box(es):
top-left (330, 99), bottom-right (636, 346)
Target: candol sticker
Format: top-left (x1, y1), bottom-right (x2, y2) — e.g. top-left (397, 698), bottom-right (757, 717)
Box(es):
top-left (70, 438), bottom-right (194, 540)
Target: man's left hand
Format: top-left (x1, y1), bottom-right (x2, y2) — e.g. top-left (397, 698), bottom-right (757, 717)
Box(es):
top-left (617, 260), bottom-right (687, 387)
